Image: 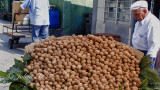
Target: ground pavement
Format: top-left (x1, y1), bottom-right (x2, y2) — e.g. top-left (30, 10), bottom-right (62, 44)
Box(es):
top-left (0, 19), bottom-right (32, 90)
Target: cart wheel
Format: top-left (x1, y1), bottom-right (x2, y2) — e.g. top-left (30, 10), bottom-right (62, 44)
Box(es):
top-left (8, 39), bottom-right (14, 49)
top-left (8, 39), bottom-right (12, 45)
top-left (15, 38), bottom-right (20, 44)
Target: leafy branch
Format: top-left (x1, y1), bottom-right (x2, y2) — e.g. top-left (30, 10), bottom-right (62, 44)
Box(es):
top-left (0, 53), bottom-right (37, 90)
top-left (139, 55), bottom-right (160, 90)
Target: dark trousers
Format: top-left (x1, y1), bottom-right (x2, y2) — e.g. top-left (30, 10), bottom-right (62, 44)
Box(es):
top-left (138, 50), bottom-right (147, 56)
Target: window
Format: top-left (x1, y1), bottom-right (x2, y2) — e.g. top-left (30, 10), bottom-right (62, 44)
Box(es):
top-left (105, 0), bottom-right (132, 24)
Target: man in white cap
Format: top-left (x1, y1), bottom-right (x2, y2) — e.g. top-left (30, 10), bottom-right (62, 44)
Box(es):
top-left (130, 0), bottom-right (160, 69)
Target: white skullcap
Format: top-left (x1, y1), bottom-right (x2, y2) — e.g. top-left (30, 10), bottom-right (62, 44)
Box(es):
top-left (130, 1), bottom-right (148, 10)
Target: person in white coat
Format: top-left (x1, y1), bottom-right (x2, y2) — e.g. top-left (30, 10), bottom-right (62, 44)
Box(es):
top-left (18, 0), bottom-right (50, 42)
top-left (130, 1), bottom-right (160, 69)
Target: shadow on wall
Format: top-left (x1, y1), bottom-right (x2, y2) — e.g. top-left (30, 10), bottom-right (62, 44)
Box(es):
top-left (69, 3), bottom-right (92, 35)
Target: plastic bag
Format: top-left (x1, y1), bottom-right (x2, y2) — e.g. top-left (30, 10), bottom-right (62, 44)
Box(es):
top-left (23, 14), bottom-right (30, 25)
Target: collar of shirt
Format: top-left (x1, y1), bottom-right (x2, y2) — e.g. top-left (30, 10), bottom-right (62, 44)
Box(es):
top-left (138, 12), bottom-right (151, 25)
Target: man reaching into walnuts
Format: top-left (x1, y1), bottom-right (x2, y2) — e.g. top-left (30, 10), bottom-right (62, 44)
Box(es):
top-left (18, 0), bottom-right (50, 42)
top-left (130, 1), bottom-right (160, 69)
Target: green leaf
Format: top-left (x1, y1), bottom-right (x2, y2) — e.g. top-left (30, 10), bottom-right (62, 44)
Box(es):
top-left (16, 74), bottom-right (27, 85)
top-left (0, 74), bottom-right (19, 84)
top-left (6, 67), bottom-right (23, 74)
top-left (6, 59), bottom-right (26, 74)
top-left (140, 67), bottom-right (160, 83)
top-left (22, 54), bottom-right (32, 66)
top-left (1, 54), bottom-right (33, 89)
top-left (142, 87), bottom-right (153, 90)
top-left (140, 55), bottom-right (151, 70)
top-left (23, 75), bottom-right (32, 85)
top-left (13, 59), bottom-right (25, 70)
top-left (9, 75), bottom-right (19, 81)
top-left (22, 86), bottom-right (31, 90)
top-left (119, 83), bottom-right (125, 90)
top-left (9, 83), bottom-right (15, 90)
top-left (14, 74), bottom-right (32, 86)
top-left (148, 83), bottom-right (160, 89)
top-left (139, 74), bottom-right (145, 81)
top-left (0, 71), bottom-right (9, 77)
top-left (23, 53), bottom-right (32, 61)
top-left (0, 78), bottom-right (12, 83)
top-left (9, 82), bottom-right (24, 90)
top-left (33, 85), bottom-right (37, 90)
top-left (140, 55), bottom-right (160, 89)
top-left (140, 78), bottom-right (148, 89)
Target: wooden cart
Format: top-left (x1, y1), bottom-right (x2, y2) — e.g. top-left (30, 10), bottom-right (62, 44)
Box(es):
top-left (3, 13), bottom-right (31, 49)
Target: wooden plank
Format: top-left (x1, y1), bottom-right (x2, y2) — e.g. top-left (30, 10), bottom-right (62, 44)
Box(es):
top-left (3, 31), bottom-right (31, 38)
top-left (3, 24), bottom-right (31, 30)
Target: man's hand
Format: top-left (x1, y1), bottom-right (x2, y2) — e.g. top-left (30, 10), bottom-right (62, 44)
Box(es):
top-left (148, 57), bottom-right (156, 69)
top-left (17, 7), bottom-right (22, 15)
top-left (148, 57), bottom-right (151, 62)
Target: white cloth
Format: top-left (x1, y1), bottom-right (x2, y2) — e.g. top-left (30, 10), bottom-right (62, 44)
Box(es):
top-left (130, 1), bottom-right (148, 10)
top-left (20, 0), bottom-right (50, 25)
top-left (132, 12), bottom-right (160, 57)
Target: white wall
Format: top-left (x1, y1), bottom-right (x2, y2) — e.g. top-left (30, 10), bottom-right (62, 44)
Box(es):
top-left (92, 0), bottom-right (134, 45)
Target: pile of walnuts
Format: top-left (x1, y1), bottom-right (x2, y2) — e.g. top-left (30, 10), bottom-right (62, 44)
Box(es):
top-left (25, 34), bottom-right (141, 90)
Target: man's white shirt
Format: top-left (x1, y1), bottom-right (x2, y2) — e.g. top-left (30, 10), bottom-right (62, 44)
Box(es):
top-left (20, 0), bottom-right (50, 25)
top-left (132, 12), bottom-right (160, 57)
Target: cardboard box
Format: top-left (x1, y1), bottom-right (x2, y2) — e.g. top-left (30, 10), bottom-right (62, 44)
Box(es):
top-left (12, 1), bottom-right (29, 24)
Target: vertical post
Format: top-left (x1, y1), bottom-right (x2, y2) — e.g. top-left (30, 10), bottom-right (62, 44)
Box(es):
top-left (95, 0), bottom-right (106, 33)
top-left (115, 0), bottom-right (118, 24)
top-left (91, 0), bottom-right (98, 34)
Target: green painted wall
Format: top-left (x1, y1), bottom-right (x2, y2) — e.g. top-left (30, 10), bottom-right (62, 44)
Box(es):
top-left (70, 0), bottom-right (93, 35)
top-left (63, 0), bottom-right (93, 35)
top-left (1, 0), bottom-right (14, 12)
top-left (63, 0), bottom-right (71, 35)
top-left (3, 0), bottom-right (9, 10)
top-left (0, 0), bottom-right (10, 15)
top-left (50, 0), bottom-right (93, 35)
top-left (0, 0), bottom-right (2, 13)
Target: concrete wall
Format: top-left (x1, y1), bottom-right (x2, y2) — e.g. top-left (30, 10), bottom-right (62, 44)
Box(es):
top-left (91, 0), bottom-right (97, 34)
top-left (91, 0), bottom-right (106, 34)
top-left (95, 0), bottom-right (105, 34)
top-left (105, 22), bottom-right (132, 45)
top-left (92, 0), bottom-right (134, 45)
